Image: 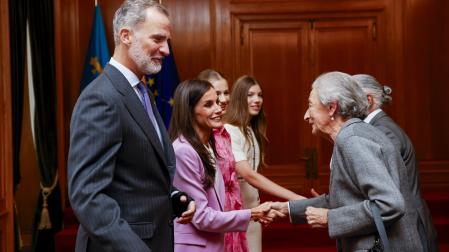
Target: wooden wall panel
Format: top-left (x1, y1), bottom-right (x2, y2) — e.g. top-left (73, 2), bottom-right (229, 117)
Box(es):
top-left (0, 0), bottom-right (14, 250)
top-left (230, 8), bottom-right (390, 194)
top-left (402, 0), bottom-right (449, 160)
top-left (164, 0), bottom-right (212, 80)
top-left (226, 0), bottom-right (448, 193)
top-left (428, 0), bottom-right (449, 159)
top-left (399, 0), bottom-right (449, 193)
top-left (247, 24), bottom-right (309, 164)
top-left (55, 0), bottom-right (449, 206)
top-left (402, 0), bottom-right (437, 159)
top-left (235, 18), bottom-right (312, 194)
top-left (312, 17), bottom-right (384, 171)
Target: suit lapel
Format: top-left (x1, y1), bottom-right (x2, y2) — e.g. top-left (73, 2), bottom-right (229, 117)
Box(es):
top-left (104, 64), bottom-right (167, 167)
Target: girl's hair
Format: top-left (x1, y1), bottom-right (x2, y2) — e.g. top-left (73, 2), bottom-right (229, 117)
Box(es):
top-left (224, 75), bottom-right (267, 166)
top-left (169, 79), bottom-right (218, 188)
top-left (197, 69), bottom-right (225, 83)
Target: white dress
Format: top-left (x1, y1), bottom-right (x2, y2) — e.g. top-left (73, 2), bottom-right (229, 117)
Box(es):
top-left (224, 124), bottom-right (261, 252)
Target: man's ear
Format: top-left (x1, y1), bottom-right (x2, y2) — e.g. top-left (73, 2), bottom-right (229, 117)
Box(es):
top-left (120, 28), bottom-right (132, 46)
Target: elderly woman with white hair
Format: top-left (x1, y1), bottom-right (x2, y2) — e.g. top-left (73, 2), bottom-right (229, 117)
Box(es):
top-left (353, 74), bottom-right (438, 252)
top-left (272, 71), bottom-right (425, 251)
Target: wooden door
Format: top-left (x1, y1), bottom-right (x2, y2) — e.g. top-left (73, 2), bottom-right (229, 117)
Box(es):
top-left (233, 13), bottom-right (383, 196)
top-left (234, 17), bottom-right (314, 195)
top-left (311, 17), bottom-right (382, 192)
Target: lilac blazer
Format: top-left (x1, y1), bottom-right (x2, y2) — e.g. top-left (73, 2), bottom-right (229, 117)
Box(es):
top-left (173, 137), bottom-right (251, 252)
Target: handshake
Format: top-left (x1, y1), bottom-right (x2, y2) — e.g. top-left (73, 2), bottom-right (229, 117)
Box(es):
top-left (249, 201), bottom-right (290, 226)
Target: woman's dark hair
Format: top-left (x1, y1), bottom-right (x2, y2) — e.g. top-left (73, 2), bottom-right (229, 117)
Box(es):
top-left (224, 75), bottom-right (267, 166)
top-left (169, 79), bottom-right (218, 188)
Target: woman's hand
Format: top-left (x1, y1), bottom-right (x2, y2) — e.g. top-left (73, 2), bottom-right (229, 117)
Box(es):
top-left (305, 206), bottom-right (328, 229)
top-left (176, 198), bottom-right (196, 224)
top-left (250, 201), bottom-right (271, 221)
top-left (250, 202), bottom-right (286, 226)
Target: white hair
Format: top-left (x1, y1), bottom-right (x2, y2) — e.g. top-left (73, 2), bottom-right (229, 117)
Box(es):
top-left (312, 71), bottom-right (368, 119)
top-left (112, 0), bottom-right (168, 46)
top-left (352, 74), bottom-right (392, 109)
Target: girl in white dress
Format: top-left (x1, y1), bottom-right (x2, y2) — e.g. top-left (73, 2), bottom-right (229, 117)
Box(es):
top-left (223, 76), bottom-right (304, 252)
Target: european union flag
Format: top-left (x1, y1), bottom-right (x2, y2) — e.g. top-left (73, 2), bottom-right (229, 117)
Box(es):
top-left (80, 5), bottom-right (110, 92)
top-left (144, 42), bottom-right (180, 128)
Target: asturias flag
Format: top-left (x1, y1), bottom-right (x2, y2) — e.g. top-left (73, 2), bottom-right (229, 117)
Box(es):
top-left (143, 42), bottom-right (180, 128)
top-left (80, 4), bottom-right (110, 92)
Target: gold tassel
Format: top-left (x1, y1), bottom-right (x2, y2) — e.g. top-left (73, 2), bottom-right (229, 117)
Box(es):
top-left (38, 200), bottom-right (52, 230)
top-left (38, 173), bottom-right (58, 230)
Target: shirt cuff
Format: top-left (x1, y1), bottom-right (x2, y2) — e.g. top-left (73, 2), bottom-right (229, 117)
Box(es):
top-left (171, 190), bottom-right (179, 197)
top-left (287, 201), bottom-right (292, 223)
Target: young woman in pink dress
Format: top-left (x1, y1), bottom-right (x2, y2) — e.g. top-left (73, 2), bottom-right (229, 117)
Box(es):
top-left (198, 69), bottom-right (248, 252)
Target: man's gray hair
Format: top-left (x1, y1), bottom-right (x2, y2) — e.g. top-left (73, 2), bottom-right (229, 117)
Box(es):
top-left (312, 71), bottom-right (368, 119)
top-left (112, 0), bottom-right (169, 46)
top-left (352, 74), bottom-right (392, 110)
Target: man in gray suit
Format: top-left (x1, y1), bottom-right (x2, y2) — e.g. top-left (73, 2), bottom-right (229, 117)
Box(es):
top-left (68, 1), bottom-right (194, 251)
top-left (353, 74), bottom-right (438, 252)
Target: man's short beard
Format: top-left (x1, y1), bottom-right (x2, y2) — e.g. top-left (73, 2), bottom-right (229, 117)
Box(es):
top-left (129, 40), bottom-right (162, 75)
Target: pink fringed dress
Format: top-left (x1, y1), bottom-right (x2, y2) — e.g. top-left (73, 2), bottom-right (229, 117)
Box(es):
top-left (213, 127), bottom-right (249, 252)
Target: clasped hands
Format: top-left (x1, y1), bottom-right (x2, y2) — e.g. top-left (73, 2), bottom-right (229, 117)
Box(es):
top-left (249, 201), bottom-right (286, 226)
top-left (251, 199), bottom-right (329, 229)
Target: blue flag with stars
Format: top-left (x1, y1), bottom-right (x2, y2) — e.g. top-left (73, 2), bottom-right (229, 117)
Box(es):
top-left (143, 42), bottom-right (180, 128)
top-left (80, 5), bottom-right (110, 92)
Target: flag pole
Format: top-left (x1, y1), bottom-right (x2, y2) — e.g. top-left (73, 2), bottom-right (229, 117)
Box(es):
top-left (95, 0), bottom-right (98, 6)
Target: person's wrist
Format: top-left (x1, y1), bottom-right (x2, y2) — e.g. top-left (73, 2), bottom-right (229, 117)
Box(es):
top-left (280, 202), bottom-right (289, 215)
top-left (250, 208), bottom-right (259, 221)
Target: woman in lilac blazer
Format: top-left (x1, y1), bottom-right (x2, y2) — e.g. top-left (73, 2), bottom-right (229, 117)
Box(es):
top-left (169, 80), bottom-right (275, 252)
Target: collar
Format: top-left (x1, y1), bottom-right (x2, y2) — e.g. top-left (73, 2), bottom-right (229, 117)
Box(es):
top-left (340, 117), bottom-right (363, 131)
top-left (364, 108), bottom-right (383, 123)
top-left (109, 57), bottom-right (141, 88)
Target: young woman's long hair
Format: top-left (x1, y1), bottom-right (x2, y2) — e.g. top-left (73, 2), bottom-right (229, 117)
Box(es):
top-left (224, 75), bottom-right (267, 165)
top-left (169, 79), bottom-right (218, 189)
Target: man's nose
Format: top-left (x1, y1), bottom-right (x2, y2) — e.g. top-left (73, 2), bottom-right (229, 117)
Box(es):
top-left (160, 41), bottom-right (170, 56)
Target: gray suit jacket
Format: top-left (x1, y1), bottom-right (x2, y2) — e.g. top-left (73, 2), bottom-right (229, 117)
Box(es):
top-left (68, 64), bottom-right (176, 252)
top-left (290, 118), bottom-right (424, 251)
top-left (370, 110), bottom-right (438, 252)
